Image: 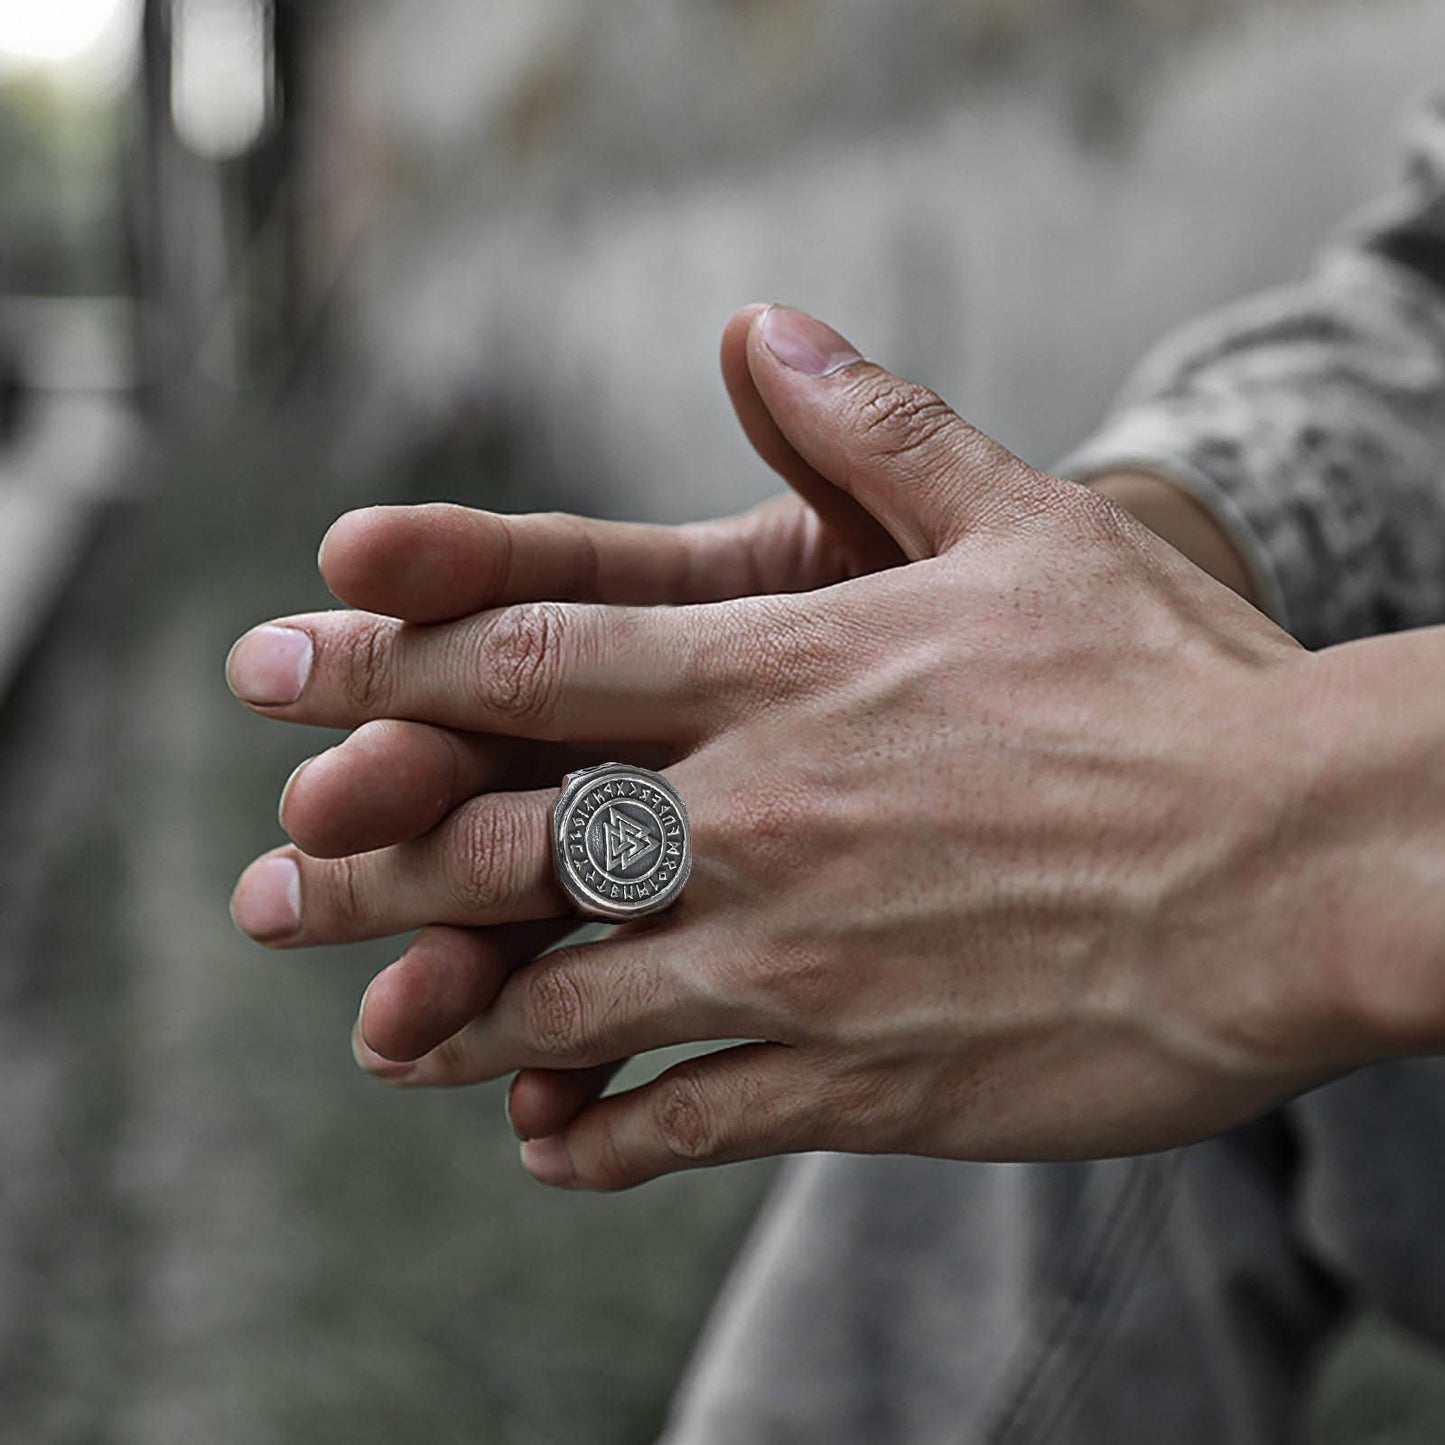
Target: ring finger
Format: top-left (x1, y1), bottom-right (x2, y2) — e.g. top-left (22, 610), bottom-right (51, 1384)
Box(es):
top-left (236, 754), bottom-right (714, 946)
top-left (281, 719), bottom-right (673, 859)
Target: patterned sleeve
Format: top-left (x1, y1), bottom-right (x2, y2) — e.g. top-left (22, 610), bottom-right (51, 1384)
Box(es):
top-left (1054, 93), bottom-right (1445, 649)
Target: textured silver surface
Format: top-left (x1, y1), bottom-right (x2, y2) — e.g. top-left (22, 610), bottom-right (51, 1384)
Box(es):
top-left (553, 763), bottom-right (692, 921)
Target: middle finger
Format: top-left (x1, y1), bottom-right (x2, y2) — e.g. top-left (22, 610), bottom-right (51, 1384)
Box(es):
top-left (226, 598), bottom-right (769, 743)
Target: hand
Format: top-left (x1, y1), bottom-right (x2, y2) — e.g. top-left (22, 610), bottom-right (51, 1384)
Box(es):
top-left (230, 305), bottom-right (1378, 1191)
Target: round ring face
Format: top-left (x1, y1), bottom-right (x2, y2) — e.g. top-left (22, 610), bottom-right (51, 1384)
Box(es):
top-left (553, 764), bottom-right (691, 921)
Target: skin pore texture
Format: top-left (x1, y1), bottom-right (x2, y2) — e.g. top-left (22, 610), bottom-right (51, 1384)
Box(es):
top-left (227, 305), bottom-right (1445, 1190)
top-left (1086, 469), bottom-right (1260, 609)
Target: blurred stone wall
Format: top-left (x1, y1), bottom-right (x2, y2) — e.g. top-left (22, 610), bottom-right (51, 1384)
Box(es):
top-left (310, 0), bottom-right (1445, 523)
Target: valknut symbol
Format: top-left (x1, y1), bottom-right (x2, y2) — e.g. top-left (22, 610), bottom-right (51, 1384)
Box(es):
top-left (554, 763), bottom-right (691, 921)
top-left (602, 805), bottom-right (659, 874)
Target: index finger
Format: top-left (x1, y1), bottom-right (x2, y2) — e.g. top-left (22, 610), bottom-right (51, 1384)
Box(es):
top-left (318, 497), bottom-right (830, 624)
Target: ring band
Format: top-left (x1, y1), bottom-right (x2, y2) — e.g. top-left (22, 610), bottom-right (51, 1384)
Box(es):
top-left (552, 763), bottom-right (692, 921)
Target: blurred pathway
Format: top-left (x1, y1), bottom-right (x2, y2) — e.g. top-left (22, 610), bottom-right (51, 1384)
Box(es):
top-left (0, 427), bottom-right (776, 1444)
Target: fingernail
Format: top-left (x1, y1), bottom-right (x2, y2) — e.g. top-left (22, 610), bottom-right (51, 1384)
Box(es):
top-left (505, 1086), bottom-right (530, 1142)
top-left (316, 519), bottom-right (338, 575)
top-left (521, 1135), bottom-right (577, 1188)
top-left (351, 1018), bottom-right (415, 1082)
top-left (355, 974), bottom-right (379, 1051)
top-left (760, 305), bottom-right (862, 377)
top-left (230, 855), bottom-right (301, 941)
top-left (277, 754), bottom-right (316, 826)
top-left (353, 970), bottom-right (399, 1058)
top-left (227, 625), bottom-right (313, 706)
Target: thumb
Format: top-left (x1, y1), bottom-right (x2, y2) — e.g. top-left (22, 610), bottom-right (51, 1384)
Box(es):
top-left (746, 305), bottom-right (1056, 559)
top-left (720, 305), bottom-right (905, 575)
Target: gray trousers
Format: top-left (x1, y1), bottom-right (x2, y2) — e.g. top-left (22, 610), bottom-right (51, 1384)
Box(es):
top-left (658, 1060), bottom-right (1445, 1443)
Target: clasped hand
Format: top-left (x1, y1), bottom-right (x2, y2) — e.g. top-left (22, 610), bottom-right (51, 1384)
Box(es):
top-left (228, 304), bottom-right (1353, 1190)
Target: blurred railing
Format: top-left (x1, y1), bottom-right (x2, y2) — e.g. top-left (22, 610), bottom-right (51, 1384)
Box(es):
top-left (0, 295), bottom-right (140, 696)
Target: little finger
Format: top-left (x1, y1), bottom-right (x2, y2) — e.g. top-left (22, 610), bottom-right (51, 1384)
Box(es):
top-left (520, 1041), bottom-right (824, 1190)
top-left (355, 920), bottom-right (577, 1065)
top-left (371, 925), bottom-right (755, 1087)
top-left (506, 1062), bottom-right (629, 1141)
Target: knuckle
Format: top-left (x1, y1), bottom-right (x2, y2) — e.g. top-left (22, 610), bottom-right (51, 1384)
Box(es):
top-left (721, 598), bottom-right (831, 702)
top-left (652, 1067), bottom-right (726, 1163)
top-left (550, 512), bottom-right (602, 599)
top-left (829, 1063), bottom-right (925, 1150)
top-left (823, 1057), bottom-right (886, 1121)
top-left (343, 616), bottom-right (397, 712)
top-left (325, 852), bottom-right (368, 930)
top-left (613, 957), bottom-right (664, 1027)
top-left (1066, 482), bottom-right (1137, 545)
top-left (426, 1029), bottom-right (472, 1083)
top-left (765, 937), bottom-right (835, 1025)
top-left (760, 609), bottom-right (825, 689)
top-left (722, 786), bottom-right (801, 876)
top-left (472, 602), bottom-right (568, 729)
top-left (852, 378), bottom-right (958, 468)
top-left (448, 798), bottom-right (531, 914)
top-left (519, 964), bottom-right (590, 1060)
top-left (708, 773), bottom-right (819, 888)
top-left (586, 1123), bottom-right (645, 1193)
top-left (1004, 478), bottom-right (1129, 552)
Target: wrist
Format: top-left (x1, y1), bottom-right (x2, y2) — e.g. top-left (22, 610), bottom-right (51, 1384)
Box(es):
top-left (1281, 631), bottom-right (1445, 1063)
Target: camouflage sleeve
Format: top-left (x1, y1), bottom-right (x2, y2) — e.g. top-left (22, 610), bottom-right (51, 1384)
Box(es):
top-left (1054, 94), bottom-right (1445, 649)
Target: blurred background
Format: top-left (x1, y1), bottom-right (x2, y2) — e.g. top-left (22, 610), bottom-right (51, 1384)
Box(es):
top-left (4, 1), bottom-right (1445, 1440)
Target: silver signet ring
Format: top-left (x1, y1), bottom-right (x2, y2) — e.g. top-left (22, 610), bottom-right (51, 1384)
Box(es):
top-left (552, 764), bottom-right (692, 922)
